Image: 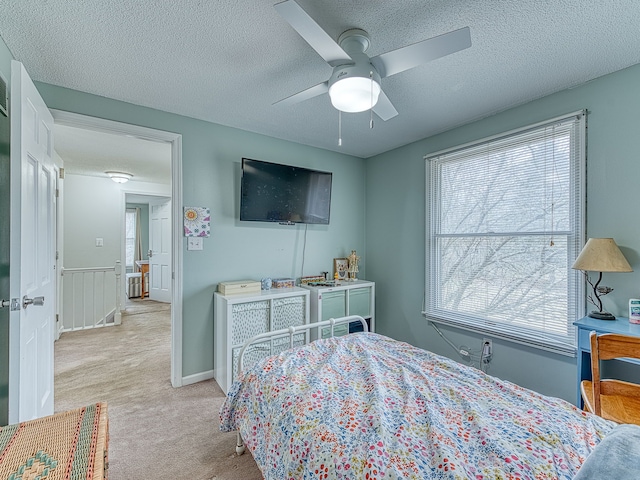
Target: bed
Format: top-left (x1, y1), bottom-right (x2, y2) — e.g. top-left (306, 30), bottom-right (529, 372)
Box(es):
top-left (220, 316), bottom-right (616, 479)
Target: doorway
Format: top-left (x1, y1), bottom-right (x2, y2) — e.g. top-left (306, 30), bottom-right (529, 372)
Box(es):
top-left (51, 110), bottom-right (184, 388)
top-left (125, 194), bottom-right (172, 303)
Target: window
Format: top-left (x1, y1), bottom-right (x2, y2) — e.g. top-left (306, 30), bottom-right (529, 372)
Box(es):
top-left (426, 111), bottom-right (585, 355)
top-left (125, 208), bottom-right (137, 268)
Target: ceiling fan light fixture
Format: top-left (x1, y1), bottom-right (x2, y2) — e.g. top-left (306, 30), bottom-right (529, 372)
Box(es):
top-left (329, 76), bottom-right (381, 113)
top-left (106, 171), bottom-right (133, 183)
top-left (275, 0), bottom-right (472, 122)
top-left (328, 62), bottom-right (382, 113)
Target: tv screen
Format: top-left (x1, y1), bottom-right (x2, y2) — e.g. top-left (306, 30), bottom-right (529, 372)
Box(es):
top-left (240, 158), bottom-right (332, 224)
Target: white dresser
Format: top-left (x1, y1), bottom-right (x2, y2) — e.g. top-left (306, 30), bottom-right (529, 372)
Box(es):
top-left (301, 280), bottom-right (375, 339)
top-left (213, 287), bottom-right (310, 394)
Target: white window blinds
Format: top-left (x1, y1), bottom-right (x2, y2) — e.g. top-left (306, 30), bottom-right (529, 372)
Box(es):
top-left (426, 111), bottom-right (585, 356)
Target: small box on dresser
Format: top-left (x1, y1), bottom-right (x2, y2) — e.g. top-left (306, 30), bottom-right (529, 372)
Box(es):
top-left (217, 280), bottom-right (261, 295)
top-left (272, 278), bottom-right (295, 289)
top-left (213, 287), bottom-right (310, 394)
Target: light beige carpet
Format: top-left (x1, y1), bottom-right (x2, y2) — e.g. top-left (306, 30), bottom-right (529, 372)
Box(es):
top-left (54, 299), bottom-right (262, 479)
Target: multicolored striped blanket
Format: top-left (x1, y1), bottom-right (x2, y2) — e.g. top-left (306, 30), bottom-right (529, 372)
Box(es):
top-left (220, 333), bottom-right (614, 479)
top-left (0, 403), bottom-right (108, 480)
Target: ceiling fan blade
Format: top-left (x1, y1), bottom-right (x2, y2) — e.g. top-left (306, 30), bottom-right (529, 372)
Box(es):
top-left (371, 27), bottom-right (471, 78)
top-left (273, 81), bottom-right (329, 106)
top-left (372, 90), bottom-right (398, 121)
top-left (274, 0), bottom-right (352, 67)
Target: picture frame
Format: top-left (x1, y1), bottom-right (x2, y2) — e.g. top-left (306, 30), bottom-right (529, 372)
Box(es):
top-left (333, 258), bottom-right (348, 280)
top-left (183, 206), bottom-right (211, 237)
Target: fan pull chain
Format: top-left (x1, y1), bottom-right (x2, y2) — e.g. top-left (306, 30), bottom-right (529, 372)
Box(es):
top-left (338, 110), bottom-right (342, 146)
top-left (370, 72), bottom-right (374, 129)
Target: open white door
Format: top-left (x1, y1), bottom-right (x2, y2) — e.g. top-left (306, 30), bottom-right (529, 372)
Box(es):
top-left (149, 198), bottom-right (171, 303)
top-left (8, 61), bottom-right (56, 422)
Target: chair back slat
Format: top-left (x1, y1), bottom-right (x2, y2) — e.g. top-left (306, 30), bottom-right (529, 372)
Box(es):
top-left (599, 379), bottom-right (640, 397)
top-left (589, 331), bottom-right (640, 419)
top-left (596, 334), bottom-right (640, 361)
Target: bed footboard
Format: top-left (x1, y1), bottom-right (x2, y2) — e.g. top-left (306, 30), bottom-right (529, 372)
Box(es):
top-left (233, 315), bottom-right (367, 456)
top-left (237, 315), bottom-right (368, 374)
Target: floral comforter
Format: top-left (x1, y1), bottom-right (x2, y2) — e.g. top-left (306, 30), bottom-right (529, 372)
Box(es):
top-left (220, 333), bottom-right (614, 479)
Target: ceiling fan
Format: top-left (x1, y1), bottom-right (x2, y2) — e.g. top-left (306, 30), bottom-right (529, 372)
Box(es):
top-left (273, 0), bottom-right (472, 121)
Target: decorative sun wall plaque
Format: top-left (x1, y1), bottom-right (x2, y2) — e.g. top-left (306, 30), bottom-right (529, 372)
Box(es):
top-left (184, 207), bottom-right (211, 237)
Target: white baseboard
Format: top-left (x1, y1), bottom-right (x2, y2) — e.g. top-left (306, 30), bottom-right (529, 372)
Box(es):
top-left (181, 369), bottom-right (214, 386)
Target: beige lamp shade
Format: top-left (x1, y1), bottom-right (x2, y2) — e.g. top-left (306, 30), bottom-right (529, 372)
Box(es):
top-left (572, 238), bottom-right (633, 272)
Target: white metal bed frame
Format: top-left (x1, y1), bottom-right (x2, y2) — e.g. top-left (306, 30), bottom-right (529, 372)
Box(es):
top-left (234, 315), bottom-right (369, 455)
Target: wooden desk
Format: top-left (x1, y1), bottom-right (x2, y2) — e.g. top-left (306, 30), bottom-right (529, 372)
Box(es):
top-left (573, 316), bottom-right (640, 407)
top-left (135, 260), bottom-right (149, 298)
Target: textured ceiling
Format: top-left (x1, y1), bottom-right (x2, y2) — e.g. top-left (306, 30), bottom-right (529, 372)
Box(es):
top-left (54, 124), bottom-right (171, 184)
top-left (2, 1), bottom-right (640, 159)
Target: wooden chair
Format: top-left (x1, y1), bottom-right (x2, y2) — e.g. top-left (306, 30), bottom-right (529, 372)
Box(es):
top-left (580, 331), bottom-right (640, 425)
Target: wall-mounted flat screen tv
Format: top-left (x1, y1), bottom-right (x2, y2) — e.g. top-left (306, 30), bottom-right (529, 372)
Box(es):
top-left (240, 158), bottom-right (332, 224)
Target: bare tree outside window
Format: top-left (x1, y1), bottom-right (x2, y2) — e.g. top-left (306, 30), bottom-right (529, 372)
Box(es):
top-left (427, 113), bottom-right (585, 354)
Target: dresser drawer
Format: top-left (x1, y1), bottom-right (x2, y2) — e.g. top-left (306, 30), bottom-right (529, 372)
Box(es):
top-left (232, 340), bottom-right (272, 378)
top-left (232, 335), bottom-right (306, 378)
top-left (349, 287), bottom-right (371, 317)
top-left (272, 296), bottom-right (306, 330)
top-left (271, 333), bottom-right (306, 356)
top-left (231, 300), bottom-right (270, 345)
top-left (320, 323), bottom-right (349, 339)
top-left (320, 291), bottom-right (346, 320)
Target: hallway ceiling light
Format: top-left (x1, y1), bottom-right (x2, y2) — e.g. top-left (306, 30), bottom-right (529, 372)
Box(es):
top-left (106, 171), bottom-right (133, 183)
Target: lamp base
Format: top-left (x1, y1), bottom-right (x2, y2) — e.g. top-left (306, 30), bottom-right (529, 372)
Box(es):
top-left (588, 311), bottom-right (616, 320)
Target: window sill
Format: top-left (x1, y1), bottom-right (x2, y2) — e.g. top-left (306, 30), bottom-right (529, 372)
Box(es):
top-left (424, 313), bottom-right (577, 358)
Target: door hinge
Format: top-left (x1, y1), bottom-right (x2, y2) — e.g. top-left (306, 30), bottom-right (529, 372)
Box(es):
top-left (59, 167), bottom-right (65, 179)
top-left (55, 188), bottom-right (59, 198)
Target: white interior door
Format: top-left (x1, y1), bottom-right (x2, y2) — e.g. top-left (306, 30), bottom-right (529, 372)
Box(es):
top-left (8, 61), bottom-right (56, 422)
top-left (149, 198), bottom-right (171, 303)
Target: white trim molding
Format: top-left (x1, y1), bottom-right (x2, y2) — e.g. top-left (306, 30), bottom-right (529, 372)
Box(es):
top-left (182, 370), bottom-right (214, 387)
top-left (50, 109), bottom-right (185, 387)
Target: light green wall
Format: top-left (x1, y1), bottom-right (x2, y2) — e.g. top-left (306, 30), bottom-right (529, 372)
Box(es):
top-left (366, 63), bottom-right (640, 403)
top-left (0, 35), bottom-right (12, 424)
top-left (63, 176), bottom-right (169, 268)
top-left (5, 28), bottom-right (640, 406)
top-left (34, 81), bottom-right (367, 378)
top-left (64, 174), bottom-right (125, 268)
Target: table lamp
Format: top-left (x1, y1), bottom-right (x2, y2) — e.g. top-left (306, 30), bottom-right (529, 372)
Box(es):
top-left (572, 238), bottom-right (633, 320)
